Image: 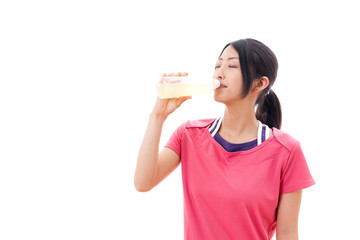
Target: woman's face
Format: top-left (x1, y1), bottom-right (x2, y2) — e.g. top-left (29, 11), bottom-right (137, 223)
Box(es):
top-left (213, 45), bottom-right (243, 103)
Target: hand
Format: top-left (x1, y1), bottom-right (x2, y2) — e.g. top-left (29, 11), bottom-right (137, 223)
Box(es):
top-left (151, 72), bottom-right (191, 119)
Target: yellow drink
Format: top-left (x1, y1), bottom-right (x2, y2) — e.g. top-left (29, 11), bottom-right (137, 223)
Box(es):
top-left (156, 79), bottom-right (220, 99)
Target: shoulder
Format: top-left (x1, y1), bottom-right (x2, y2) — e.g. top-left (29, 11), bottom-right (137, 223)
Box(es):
top-left (272, 128), bottom-right (301, 152)
top-left (184, 118), bottom-right (217, 129)
top-left (169, 118), bottom-right (216, 141)
top-left (172, 118), bottom-right (216, 134)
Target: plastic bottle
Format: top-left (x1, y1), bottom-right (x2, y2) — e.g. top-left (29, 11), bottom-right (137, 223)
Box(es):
top-left (156, 76), bottom-right (220, 99)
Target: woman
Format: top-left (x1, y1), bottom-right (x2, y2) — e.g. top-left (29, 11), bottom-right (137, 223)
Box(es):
top-left (134, 38), bottom-right (315, 240)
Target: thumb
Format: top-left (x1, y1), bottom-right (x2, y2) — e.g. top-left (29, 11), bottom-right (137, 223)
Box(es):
top-left (176, 96), bottom-right (192, 107)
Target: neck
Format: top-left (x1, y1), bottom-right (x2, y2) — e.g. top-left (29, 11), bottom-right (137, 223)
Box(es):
top-left (220, 101), bottom-right (258, 139)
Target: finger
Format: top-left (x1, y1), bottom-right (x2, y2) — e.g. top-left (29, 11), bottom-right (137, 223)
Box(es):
top-left (176, 96), bottom-right (192, 107)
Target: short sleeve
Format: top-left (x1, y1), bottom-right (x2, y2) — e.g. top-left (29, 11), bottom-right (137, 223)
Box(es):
top-left (280, 142), bottom-right (315, 194)
top-left (164, 122), bottom-right (186, 159)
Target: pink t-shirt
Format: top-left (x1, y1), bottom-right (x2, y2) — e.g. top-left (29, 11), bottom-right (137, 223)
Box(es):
top-left (165, 119), bottom-right (315, 240)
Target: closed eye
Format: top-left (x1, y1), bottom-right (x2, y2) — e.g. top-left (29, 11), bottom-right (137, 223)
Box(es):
top-left (215, 65), bottom-right (239, 69)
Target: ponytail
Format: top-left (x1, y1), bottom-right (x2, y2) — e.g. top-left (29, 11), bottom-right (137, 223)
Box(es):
top-left (255, 90), bottom-right (282, 129)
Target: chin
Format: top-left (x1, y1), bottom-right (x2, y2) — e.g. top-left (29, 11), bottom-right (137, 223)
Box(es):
top-left (213, 92), bottom-right (226, 103)
top-left (214, 91), bottom-right (241, 105)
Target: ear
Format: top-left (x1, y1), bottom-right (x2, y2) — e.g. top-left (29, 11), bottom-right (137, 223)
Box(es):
top-left (252, 76), bottom-right (269, 93)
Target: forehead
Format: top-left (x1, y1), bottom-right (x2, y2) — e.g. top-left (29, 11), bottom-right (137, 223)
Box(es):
top-left (219, 45), bottom-right (238, 60)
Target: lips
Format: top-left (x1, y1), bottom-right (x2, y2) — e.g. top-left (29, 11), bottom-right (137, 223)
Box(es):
top-left (219, 83), bottom-right (227, 88)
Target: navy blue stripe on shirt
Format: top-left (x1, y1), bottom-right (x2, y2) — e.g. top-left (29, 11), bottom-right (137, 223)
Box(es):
top-left (209, 118), bottom-right (220, 135)
top-left (261, 126), bottom-right (266, 143)
top-left (208, 118), bottom-right (270, 152)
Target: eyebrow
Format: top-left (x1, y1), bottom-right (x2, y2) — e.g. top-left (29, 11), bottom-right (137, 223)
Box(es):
top-left (218, 57), bottom-right (239, 60)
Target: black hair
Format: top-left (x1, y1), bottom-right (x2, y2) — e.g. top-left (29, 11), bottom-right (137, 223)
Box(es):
top-left (219, 38), bottom-right (282, 129)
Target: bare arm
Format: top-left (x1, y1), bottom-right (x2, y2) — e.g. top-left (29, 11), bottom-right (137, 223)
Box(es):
top-left (134, 95), bottom-right (191, 192)
top-left (276, 189), bottom-right (302, 240)
top-left (134, 113), bottom-right (166, 192)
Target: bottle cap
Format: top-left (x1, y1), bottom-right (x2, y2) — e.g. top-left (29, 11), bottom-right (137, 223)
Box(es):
top-left (213, 79), bottom-right (220, 88)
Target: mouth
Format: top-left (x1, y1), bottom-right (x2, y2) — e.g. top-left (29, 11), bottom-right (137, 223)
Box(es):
top-left (219, 83), bottom-right (227, 88)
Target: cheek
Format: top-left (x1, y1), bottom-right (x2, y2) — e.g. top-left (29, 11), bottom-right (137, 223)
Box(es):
top-left (230, 79), bottom-right (243, 94)
top-left (229, 86), bottom-right (242, 98)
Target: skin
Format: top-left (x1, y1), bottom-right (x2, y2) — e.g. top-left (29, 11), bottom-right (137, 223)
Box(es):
top-left (134, 72), bottom-right (190, 192)
top-left (214, 46), bottom-right (301, 239)
top-left (134, 46), bottom-right (302, 240)
top-left (213, 45), bottom-right (270, 143)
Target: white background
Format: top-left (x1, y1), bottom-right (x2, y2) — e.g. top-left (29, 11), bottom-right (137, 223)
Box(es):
top-left (0, 0), bottom-right (359, 239)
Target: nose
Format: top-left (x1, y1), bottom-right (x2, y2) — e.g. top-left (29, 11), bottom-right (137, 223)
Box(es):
top-left (214, 69), bottom-right (224, 81)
